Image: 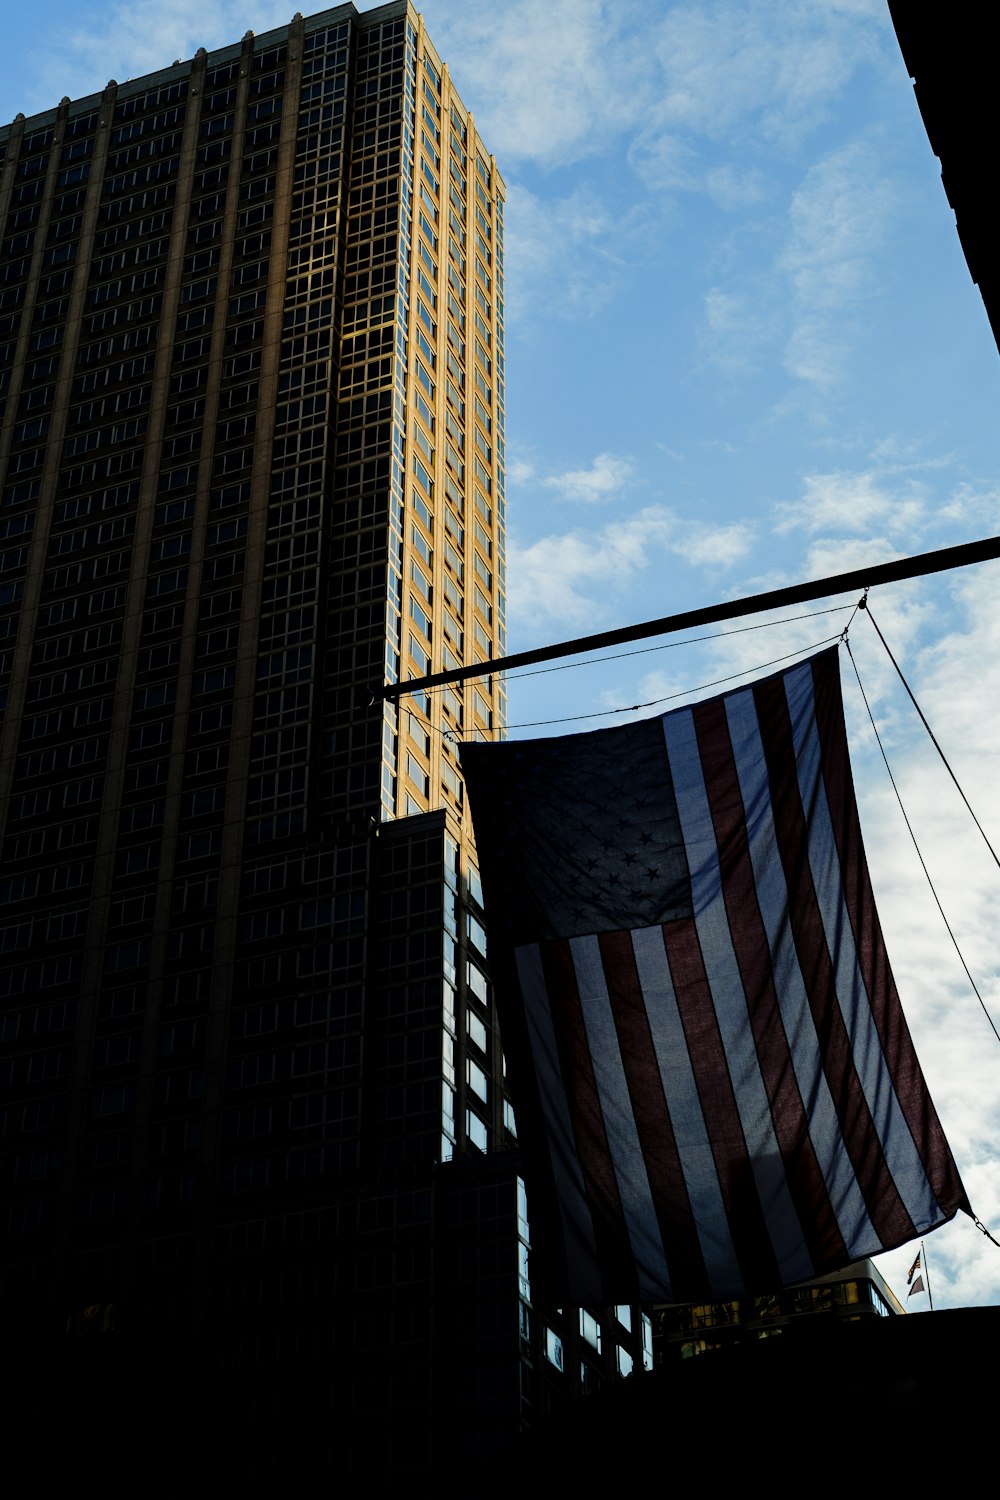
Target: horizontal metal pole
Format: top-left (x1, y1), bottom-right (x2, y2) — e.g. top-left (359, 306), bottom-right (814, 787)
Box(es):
top-left (379, 533), bottom-right (1000, 701)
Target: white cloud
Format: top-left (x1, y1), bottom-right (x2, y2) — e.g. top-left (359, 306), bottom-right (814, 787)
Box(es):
top-left (418, 0), bottom-right (652, 170)
top-left (693, 132), bottom-right (900, 391)
top-left (700, 285), bottom-right (774, 377)
top-left (703, 163), bottom-right (770, 211)
top-left (774, 468), bottom-right (931, 539)
top-left (503, 182), bottom-right (629, 322)
top-left (779, 141), bottom-right (897, 386)
top-left (508, 456), bottom-right (537, 487)
top-left (939, 482), bottom-right (1000, 531)
top-left (423, 0), bottom-right (895, 238)
top-left (676, 521), bottom-right (754, 570)
top-left (698, 135), bottom-right (901, 393)
top-left (770, 460), bottom-right (1000, 626)
top-left (646, 0), bottom-right (885, 144)
top-left (629, 0), bottom-right (887, 194)
top-left (508, 505), bottom-right (753, 631)
top-left (543, 453), bottom-right (636, 505)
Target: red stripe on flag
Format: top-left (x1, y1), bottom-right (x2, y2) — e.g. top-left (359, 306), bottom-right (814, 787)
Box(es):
top-left (661, 914), bottom-right (782, 1291)
top-left (692, 694), bottom-right (849, 1272)
top-left (597, 928), bottom-right (710, 1300)
top-left (810, 655), bottom-right (971, 1217)
top-left (753, 672), bottom-right (917, 1248)
top-left (539, 937), bottom-right (638, 1300)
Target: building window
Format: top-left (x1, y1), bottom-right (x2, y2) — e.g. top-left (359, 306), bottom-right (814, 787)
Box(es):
top-left (580, 1308), bottom-right (601, 1353)
top-left (465, 1108), bottom-right (487, 1153)
top-left (441, 759), bottom-right (463, 805)
top-left (466, 910), bottom-right (486, 953)
top-left (466, 1008), bottom-right (487, 1053)
top-left (466, 1057), bottom-right (488, 1103)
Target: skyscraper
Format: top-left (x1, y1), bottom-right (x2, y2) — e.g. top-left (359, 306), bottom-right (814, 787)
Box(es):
top-left (0, 4), bottom-right (652, 1475)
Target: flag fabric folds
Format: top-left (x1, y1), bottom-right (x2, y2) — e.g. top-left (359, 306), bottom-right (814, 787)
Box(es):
top-left (460, 647), bottom-right (970, 1305)
top-left (907, 1252), bottom-right (921, 1284)
top-left (908, 1275), bottom-right (926, 1298)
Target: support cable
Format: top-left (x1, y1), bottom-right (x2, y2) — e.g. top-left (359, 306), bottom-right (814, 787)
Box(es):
top-left (403, 604), bottom-right (853, 702)
top-left (501, 604), bottom-right (852, 685)
top-left (863, 599), bottom-right (1000, 877)
top-left (422, 632), bottom-right (844, 741)
top-left (844, 638), bottom-right (1000, 1048)
top-left (460, 634), bottom-right (845, 734)
top-left (379, 531), bottom-right (1000, 701)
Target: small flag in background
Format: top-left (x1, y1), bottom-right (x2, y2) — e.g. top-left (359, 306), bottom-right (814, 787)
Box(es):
top-left (908, 1252), bottom-right (921, 1284)
top-left (908, 1275), bottom-right (926, 1298)
top-left (461, 648), bottom-right (971, 1305)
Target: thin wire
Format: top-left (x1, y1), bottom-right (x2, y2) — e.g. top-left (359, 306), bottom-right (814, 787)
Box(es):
top-left (437, 634), bottom-right (843, 737)
top-left (505, 603), bottom-right (854, 683)
top-left (845, 638), bottom-right (1000, 1048)
top-left (505, 636), bottom-right (846, 730)
top-left (404, 603), bottom-right (854, 698)
top-left (864, 601), bottom-right (1000, 877)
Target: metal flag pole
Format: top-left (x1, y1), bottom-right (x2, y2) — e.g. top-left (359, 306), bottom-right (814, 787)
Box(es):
top-left (378, 533), bottom-right (1000, 701)
top-left (906, 1240), bottom-right (932, 1310)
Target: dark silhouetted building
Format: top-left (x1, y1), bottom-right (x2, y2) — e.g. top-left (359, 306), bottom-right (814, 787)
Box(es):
top-left (0, 3), bottom-right (654, 1478)
top-left (889, 2), bottom-right (1000, 354)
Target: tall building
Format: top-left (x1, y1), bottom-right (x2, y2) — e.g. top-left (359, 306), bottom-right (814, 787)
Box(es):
top-left (0, 3), bottom-right (654, 1478)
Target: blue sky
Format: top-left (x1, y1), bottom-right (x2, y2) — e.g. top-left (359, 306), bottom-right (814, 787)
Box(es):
top-left (5, 0), bottom-right (1000, 1310)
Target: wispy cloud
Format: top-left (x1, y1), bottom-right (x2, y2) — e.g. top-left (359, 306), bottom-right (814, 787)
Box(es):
top-left (696, 139), bottom-right (898, 389)
top-left (772, 453), bottom-right (1000, 557)
top-left (543, 453), bottom-right (636, 505)
top-left (778, 140), bottom-right (897, 386)
top-left (421, 0), bottom-right (889, 187)
top-left (509, 505), bottom-right (753, 630)
top-left (647, 0), bottom-right (884, 143)
top-left (419, 0), bottom-right (652, 170)
top-left (504, 182), bottom-right (628, 322)
top-left (774, 467), bottom-right (931, 539)
top-left (629, 0), bottom-right (887, 194)
top-left (508, 456), bottom-right (537, 487)
top-left (700, 284), bottom-right (775, 377)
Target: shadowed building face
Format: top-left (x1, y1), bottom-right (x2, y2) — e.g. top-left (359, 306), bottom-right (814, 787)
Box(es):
top-left (0, 7), bottom-right (527, 1470)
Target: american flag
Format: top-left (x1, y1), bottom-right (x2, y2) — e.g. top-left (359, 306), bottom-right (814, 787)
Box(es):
top-left (460, 648), bottom-right (970, 1304)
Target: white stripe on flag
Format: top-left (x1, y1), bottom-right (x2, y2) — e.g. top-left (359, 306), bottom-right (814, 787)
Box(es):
top-left (568, 934), bottom-right (672, 1303)
top-left (783, 666), bottom-right (943, 1235)
top-left (663, 704), bottom-right (815, 1287)
top-left (724, 685), bottom-right (873, 1248)
top-left (630, 922), bottom-right (743, 1296)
